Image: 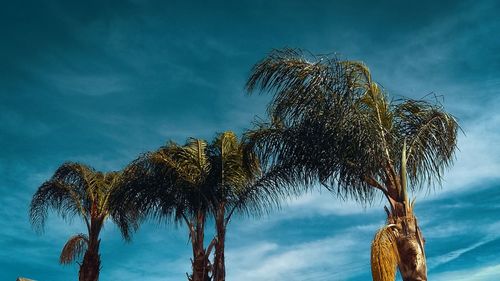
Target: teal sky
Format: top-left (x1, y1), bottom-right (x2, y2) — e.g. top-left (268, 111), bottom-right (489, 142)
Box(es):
top-left (1, 0), bottom-right (500, 280)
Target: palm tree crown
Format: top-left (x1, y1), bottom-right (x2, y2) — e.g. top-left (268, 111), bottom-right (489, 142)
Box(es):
top-left (29, 162), bottom-right (120, 281)
top-left (110, 138), bottom-right (211, 238)
top-left (246, 48), bottom-right (458, 203)
top-left (110, 131), bottom-right (285, 281)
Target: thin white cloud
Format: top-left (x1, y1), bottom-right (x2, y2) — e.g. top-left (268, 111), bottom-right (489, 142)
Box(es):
top-left (285, 191), bottom-right (381, 216)
top-left (424, 222), bottom-right (469, 239)
top-left (45, 72), bottom-right (130, 96)
top-left (227, 235), bottom-right (365, 281)
top-left (431, 263), bottom-right (500, 281)
top-left (428, 237), bottom-right (496, 270)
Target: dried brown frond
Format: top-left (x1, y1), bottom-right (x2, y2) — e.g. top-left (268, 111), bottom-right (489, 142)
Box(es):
top-left (59, 233), bottom-right (88, 265)
top-left (371, 225), bottom-right (400, 281)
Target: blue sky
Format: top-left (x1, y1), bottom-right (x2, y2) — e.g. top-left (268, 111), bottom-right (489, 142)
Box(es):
top-left (1, 0), bottom-right (499, 280)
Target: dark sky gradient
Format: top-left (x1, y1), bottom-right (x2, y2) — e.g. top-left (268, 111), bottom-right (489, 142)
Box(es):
top-left (1, 0), bottom-right (499, 280)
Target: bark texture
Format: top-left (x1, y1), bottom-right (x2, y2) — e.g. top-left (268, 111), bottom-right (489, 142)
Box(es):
top-left (388, 203), bottom-right (427, 281)
top-left (213, 205), bottom-right (226, 281)
top-left (79, 240), bottom-right (101, 281)
top-left (189, 212), bottom-right (212, 281)
top-left (79, 218), bottom-right (103, 281)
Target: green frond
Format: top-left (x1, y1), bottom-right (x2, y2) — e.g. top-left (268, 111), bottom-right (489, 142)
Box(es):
top-left (207, 131), bottom-right (275, 218)
top-left (228, 160), bottom-right (306, 218)
top-left (109, 138), bottom-right (212, 239)
top-left (394, 98), bottom-right (459, 189)
top-left (110, 130), bottom-right (292, 240)
top-left (245, 48), bottom-right (460, 203)
top-left (246, 48), bottom-right (364, 124)
top-left (29, 162), bottom-right (118, 233)
top-left (29, 162), bottom-right (92, 233)
top-left (244, 101), bottom-right (382, 202)
top-left (371, 225), bottom-right (399, 281)
top-left (59, 233), bottom-right (89, 265)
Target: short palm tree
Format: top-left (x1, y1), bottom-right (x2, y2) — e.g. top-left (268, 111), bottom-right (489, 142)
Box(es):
top-left (245, 49), bottom-right (459, 281)
top-left (110, 131), bottom-right (283, 281)
top-left (29, 162), bottom-right (120, 281)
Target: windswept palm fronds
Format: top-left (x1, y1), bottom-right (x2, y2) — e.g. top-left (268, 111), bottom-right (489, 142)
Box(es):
top-left (246, 48), bottom-right (460, 281)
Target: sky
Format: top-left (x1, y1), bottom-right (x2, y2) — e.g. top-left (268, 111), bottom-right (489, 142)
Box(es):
top-left (1, 0), bottom-right (499, 280)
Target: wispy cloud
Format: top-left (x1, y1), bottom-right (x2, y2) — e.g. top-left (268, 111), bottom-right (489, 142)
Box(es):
top-left (428, 236), bottom-right (498, 270)
top-left (46, 73), bottom-right (130, 96)
top-left (431, 263), bottom-right (500, 281)
top-left (227, 234), bottom-right (365, 281)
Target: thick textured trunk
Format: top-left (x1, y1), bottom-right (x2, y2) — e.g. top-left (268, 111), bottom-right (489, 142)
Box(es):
top-left (389, 203), bottom-right (427, 281)
top-left (79, 218), bottom-right (102, 281)
top-left (79, 240), bottom-right (101, 281)
top-left (395, 215), bottom-right (426, 281)
top-left (191, 248), bottom-right (210, 281)
top-left (189, 212), bottom-right (211, 281)
top-left (213, 204), bottom-right (226, 281)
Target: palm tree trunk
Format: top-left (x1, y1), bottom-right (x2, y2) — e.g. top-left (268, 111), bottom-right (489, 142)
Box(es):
top-left (389, 202), bottom-right (427, 281)
top-left (79, 218), bottom-right (103, 281)
top-left (213, 203), bottom-right (226, 281)
top-left (79, 240), bottom-right (101, 281)
top-left (190, 211), bottom-right (211, 281)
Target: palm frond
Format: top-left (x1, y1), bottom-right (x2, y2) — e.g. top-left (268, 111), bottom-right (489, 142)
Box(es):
top-left (29, 162), bottom-right (97, 233)
top-left (227, 160), bottom-right (309, 219)
top-left (244, 110), bottom-right (381, 203)
top-left (99, 171), bottom-right (122, 216)
top-left (59, 233), bottom-right (89, 265)
top-left (246, 48), bottom-right (460, 203)
top-left (29, 162), bottom-right (119, 233)
top-left (210, 131), bottom-right (260, 193)
top-left (371, 225), bottom-right (399, 281)
top-left (394, 99), bottom-right (459, 189)
top-left (246, 48), bottom-right (362, 124)
top-left (109, 138), bottom-right (212, 239)
top-left (208, 131), bottom-right (287, 219)
top-left (245, 49), bottom-right (398, 202)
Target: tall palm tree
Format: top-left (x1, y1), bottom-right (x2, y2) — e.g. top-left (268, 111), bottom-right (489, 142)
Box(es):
top-left (209, 131), bottom-right (297, 281)
top-left (111, 138), bottom-right (214, 281)
top-left (206, 131), bottom-right (263, 281)
top-left (29, 162), bottom-right (120, 281)
top-left (245, 49), bottom-right (459, 281)
top-left (110, 132), bottom-right (285, 281)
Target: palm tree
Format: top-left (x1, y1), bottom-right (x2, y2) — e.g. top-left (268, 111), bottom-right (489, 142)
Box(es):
top-left (29, 162), bottom-right (120, 281)
top-left (111, 138), bottom-right (213, 281)
top-left (245, 49), bottom-right (459, 281)
top-left (206, 131), bottom-right (264, 281)
top-left (209, 131), bottom-right (297, 281)
top-left (110, 132), bottom-right (285, 281)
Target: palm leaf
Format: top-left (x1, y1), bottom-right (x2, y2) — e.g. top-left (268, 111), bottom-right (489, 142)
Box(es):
top-left (245, 107), bottom-right (381, 202)
top-left (394, 99), bottom-right (459, 189)
top-left (110, 138), bottom-right (212, 239)
top-left (246, 48), bottom-right (460, 203)
top-left (208, 131), bottom-right (288, 219)
top-left (246, 48), bottom-right (360, 123)
top-left (29, 162), bottom-right (120, 233)
top-left (59, 233), bottom-right (89, 265)
top-left (245, 49), bottom-right (398, 202)
top-left (29, 162), bottom-right (96, 233)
